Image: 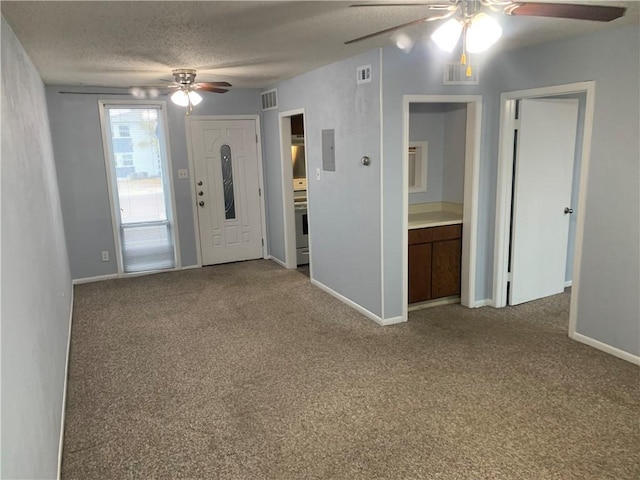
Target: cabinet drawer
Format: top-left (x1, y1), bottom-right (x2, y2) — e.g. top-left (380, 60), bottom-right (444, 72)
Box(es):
top-left (408, 224), bottom-right (462, 245)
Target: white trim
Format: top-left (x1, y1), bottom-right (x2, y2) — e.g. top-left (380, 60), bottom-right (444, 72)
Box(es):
top-left (160, 105), bottom-right (182, 269)
top-left (402, 95), bottom-right (482, 322)
top-left (568, 84), bottom-right (595, 339)
top-left (72, 264), bottom-right (199, 285)
top-left (185, 115), bottom-right (269, 264)
top-left (97, 100), bottom-right (181, 272)
top-left (570, 332), bottom-right (640, 366)
top-left (408, 141), bottom-right (428, 193)
top-left (269, 256), bottom-right (287, 268)
top-left (564, 280), bottom-right (573, 288)
top-left (492, 82), bottom-right (595, 349)
top-left (278, 108), bottom-right (305, 269)
top-left (57, 284), bottom-right (74, 480)
top-left (379, 47), bottom-right (385, 320)
top-left (311, 278), bottom-right (406, 326)
top-left (474, 299), bottom-right (494, 308)
top-left (185, 116), bottom-right (203, 267)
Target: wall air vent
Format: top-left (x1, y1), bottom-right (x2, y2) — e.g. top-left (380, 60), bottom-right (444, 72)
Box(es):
top-left (261, 89), bottom-right (278, 111)
top-left (443, 64), bottom-right (479, 85)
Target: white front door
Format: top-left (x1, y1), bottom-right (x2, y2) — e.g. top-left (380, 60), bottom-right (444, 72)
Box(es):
top-left (509, 98), bottom-right (579, 305)
top-left (190, 119), bottom-right (264, 265)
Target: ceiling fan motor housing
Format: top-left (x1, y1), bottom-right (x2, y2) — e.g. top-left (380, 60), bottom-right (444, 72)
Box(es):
top-left (172, 68), bottom-right (197, 85)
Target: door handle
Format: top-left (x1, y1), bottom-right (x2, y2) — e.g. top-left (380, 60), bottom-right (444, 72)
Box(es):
top-left (564, 207), bottom-right (574, 214)
top-left (199, 201), bottom-right (205, 207)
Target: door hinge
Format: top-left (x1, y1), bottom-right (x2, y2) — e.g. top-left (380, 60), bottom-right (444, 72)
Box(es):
top-left (261, 239), bottom-right (264, 246)
top-left (507, 272), bottom-right (512, 282)
top-left (256, 134), bottom-right (258, 144)
top-left (258, 187), bottom-right (262, 196)
top-left (513, 118), bottom-right (520, 130)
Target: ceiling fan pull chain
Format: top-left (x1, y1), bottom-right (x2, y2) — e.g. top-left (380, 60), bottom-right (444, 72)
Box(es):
top-left (460, 22), bottom-right (468, 66)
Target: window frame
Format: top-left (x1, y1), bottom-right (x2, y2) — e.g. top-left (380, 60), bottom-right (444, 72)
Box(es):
top-left (408, 141), bottom-right (428, 193)
top-left (98, 100), bottom-right (181, 275)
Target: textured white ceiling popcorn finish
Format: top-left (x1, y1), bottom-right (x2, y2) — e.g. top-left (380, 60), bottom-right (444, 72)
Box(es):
top-left (1, 1), bottom-right (637, 89)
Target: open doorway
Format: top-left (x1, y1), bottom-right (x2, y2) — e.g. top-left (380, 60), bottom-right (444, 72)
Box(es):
top-left (402, 95), bottom-right (483, 320)
top-left (278, 109), bottom-right (311, 277)
top-left (493, 82), bottom-right (595, 341)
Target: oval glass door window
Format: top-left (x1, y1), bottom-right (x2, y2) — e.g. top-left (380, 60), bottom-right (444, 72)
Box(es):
top-left (220, 144), bottom-right (236, 220)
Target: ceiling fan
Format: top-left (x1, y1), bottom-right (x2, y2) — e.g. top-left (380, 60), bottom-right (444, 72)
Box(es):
top-left (345, 1), bottom-right (626, 75)
top-left (61, 68), bottom-right (231, 113)
top-left (156, 69), bottom-right (232, 113)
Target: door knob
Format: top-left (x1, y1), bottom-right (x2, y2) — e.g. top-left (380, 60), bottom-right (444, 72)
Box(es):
top-left (197, 181), bottom-right (203, 186)
top-left (564, 207), bottom-right (574, 214)
top-left (198, 191), bottom-right (204, 196)
top-left (199, 201), bottom-right (205, 207)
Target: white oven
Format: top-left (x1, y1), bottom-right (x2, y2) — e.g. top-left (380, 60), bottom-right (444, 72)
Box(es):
top-left (294, 201), bottom-right (309, 266)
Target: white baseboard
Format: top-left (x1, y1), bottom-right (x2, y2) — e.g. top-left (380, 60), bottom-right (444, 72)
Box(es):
top-left (570, 332), bottom-right (640, 366)
top-left (72, 265), bottom-right (201, 285)
top-left (268, 256), bottom-right (287, 268)
top-left (473, 298), bottom-right (494, 308)
top-left (310, 278), bottom-right (406, 326)
top-left (564, 280), bottom-right (573, 287)
top-left (72, 273), bottom-right (119, 285)
top-left (57, 283), bottom-right (74, 479)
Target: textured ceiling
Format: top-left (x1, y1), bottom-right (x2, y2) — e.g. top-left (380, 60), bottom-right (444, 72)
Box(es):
top-left (2, 1), bottom-right (637, 89)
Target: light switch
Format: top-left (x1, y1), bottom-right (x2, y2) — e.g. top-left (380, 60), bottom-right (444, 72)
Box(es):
top-left (177, 169), bottom-right (189, 179)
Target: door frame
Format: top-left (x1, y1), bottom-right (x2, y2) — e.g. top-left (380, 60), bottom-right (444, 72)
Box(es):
top-left (278, 108), bottom-right (310, 272)
top-left (493, 81), bottom-right (596, 338)
top-left (402, 95), bottom-right (483, 321)
top-left (185, 115), bottom-right (268, 267)
top-left (98, 99), bottom-right (182, 275)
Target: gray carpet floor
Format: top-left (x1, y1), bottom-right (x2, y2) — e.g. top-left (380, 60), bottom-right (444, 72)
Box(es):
top-left (62, 260), bottom-right (639, 479)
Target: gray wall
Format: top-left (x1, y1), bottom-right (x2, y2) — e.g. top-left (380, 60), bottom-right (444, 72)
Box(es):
top-left (492, 25), bottom-right (639, 356)
top-left (1, 18), bottom-right (72, 479)
top-left (46, 87), bottom-right (262, 279)
top-left (262, 50), bottom-right (383, 317)
top-left (382, 43), bottom-right (499, 317)
top-left (408, 103), bottom-right (466, 205)
top-left (442, 104), bottom-right (467, 204)
top-left (408, 104), bottom-right (445, 204)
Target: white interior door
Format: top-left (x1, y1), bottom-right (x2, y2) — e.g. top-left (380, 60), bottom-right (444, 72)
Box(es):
top-left (190, 119), bottom-right (263, 265)
top-left (509, 98), bottom-right (579, 305)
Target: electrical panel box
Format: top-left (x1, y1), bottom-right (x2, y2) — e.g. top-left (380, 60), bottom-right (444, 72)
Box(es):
top-left (321, 129), bottom-right (335, 172)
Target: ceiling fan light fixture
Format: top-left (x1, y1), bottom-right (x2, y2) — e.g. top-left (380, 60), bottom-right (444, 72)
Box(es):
top-left (466, 13), bottom-right (502, 53)
top-left (188, 91), bottom-right (203, 106)
top-left (171, 89), bottom-right (203, 107)
top-left (431, 18), bottom-right (463, 53)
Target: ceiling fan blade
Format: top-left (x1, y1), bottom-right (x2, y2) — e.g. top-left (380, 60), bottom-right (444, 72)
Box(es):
top-left (345, 16), bottom-right (439, 44)
top-left (504, 2), bottom-right (626, 22)
top-left (350, 3), bottom-right (454, 8)
top-left (198, 81), bottom-right (232, 88)
top-left (197, 85), bottom-right (229, 94)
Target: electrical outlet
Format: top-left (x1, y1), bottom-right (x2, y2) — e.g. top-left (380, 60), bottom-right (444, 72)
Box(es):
top-left (101, 251), bottom-right (109, 262)
top-left (177, 169), bottom-right (189, 179)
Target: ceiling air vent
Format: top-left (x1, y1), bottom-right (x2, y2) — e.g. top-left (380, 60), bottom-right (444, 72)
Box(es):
top-left (443, 64), bottom-right (479, 85)
top-left (261, 89), bottom-right (278, 111)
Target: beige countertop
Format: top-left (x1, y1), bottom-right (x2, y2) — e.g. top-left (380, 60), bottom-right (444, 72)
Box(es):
top-left (408, 202), bottom-right (463, 229)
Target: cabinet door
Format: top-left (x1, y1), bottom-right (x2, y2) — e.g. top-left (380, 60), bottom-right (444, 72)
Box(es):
top-left (408, 243), bottom-right (432, 303)
top-left (432, 239), bottom-right (462, 298)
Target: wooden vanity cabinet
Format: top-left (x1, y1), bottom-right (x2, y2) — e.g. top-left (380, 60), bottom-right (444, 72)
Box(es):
top-left (408, 224), bottom-right (462, 303)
